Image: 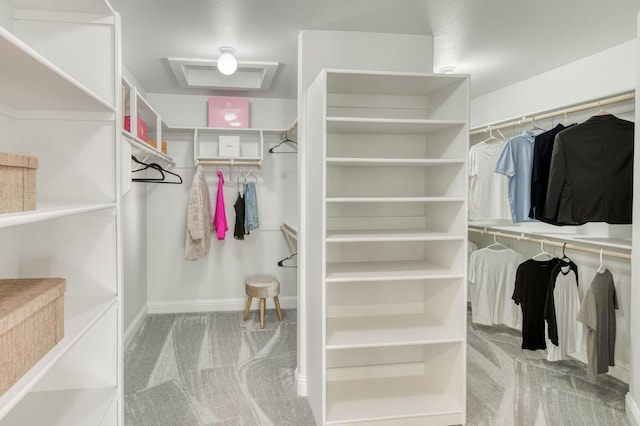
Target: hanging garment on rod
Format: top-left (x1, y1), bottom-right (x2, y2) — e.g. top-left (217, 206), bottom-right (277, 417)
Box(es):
top-left (512, 257), bottom-right (562, 350)
top-left (469, 247), bottom-right (524, 330)
top-left (468, 141), bottom-right (510, 220)
top-left (544, 114), bottom-right (634, 225)
top-left (529, 124), bottom-right (574, 223)
top-left (544, 259), bottom-right (582, 362)
top-left (213, 170), bottom-right (228, 240)
top-left (244, 181), bottom-right (260, 232)
top-left (234, 191), bottom-right (246, 240)
top-left (185, 165), bottom-right (213, 260)
top-left (577, 269), bottom-right (618, 381)
top-left (494, 129), bottom-right (543, 223)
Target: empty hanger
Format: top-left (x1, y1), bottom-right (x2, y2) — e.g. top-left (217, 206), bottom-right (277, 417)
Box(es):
top-left (269, 138), bottom-right (298, 154)
top-left (131, 155), bottom-right (183, 184)
top-left (532, 240), bottom-right (553, 260)
top-left (277, 252), bottom-right (297, 268)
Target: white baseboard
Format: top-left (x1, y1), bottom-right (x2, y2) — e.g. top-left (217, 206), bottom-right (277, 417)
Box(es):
top-left (295, 368), bottom-right (307, 396)
top-left (627, 393), bottom-right (640, 426)
top-left (570, 351), bottom-right (630, 384)
top-left (147, 296), bottom-right (297, 314)
top-left (124, 304), bottom-right (148, 349)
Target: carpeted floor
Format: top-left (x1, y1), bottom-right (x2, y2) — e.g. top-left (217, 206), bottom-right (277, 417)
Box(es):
top-left (125, 309), bottom-right (630, 426)
top-left (123, 309), bottom-right (315, 426)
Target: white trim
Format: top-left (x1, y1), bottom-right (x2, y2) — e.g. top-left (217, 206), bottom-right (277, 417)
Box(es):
top-left (295, 368), bottom-right (307, 396)
top-left (627, 393), bottom-right (640, 426)
top-left (147, 296), bottom-right (297, 314)
top-left (124, 304), bottom-right (148, 349)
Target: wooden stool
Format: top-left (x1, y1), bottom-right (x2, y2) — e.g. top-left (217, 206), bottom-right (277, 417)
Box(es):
top-left (243, 275), bottom-right (283, 329)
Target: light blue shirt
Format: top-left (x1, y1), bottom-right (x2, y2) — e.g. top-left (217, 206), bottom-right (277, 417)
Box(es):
top-left (494, 130), bottom-right (543, 223)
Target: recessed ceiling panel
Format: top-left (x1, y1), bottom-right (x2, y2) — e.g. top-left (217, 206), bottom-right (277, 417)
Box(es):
top-left (167, 57), bottom-right (278, 91)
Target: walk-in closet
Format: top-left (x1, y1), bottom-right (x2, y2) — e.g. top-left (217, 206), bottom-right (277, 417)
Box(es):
top-left (1, 1), bottom-right (640, 425)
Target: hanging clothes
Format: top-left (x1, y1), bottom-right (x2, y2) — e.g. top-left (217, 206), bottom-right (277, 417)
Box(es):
top-left (512, 257), bottom-right (561, 350)
top-left (185, 165), bottom-right (213, 260)
top-left (577, 269), bottom-right (618, 381)
top-left (234, 192), bottom-right (246, 240)
top-left (494, 129), bottom-right (543, 223)
top-left (528, 123), bottom-right (574, 223)
top-left (468, 141), bottom-right (511, 220)
top-left (544, 260), bottom-right (582, 362)
top-left (544, 114), bottom-right (634, 225)
top-left (244, 181), bottom-right (260, 232)
top-left (469, 247), bottom-right (524, 330)
top-left (213, 170), bottom-right (229, 240)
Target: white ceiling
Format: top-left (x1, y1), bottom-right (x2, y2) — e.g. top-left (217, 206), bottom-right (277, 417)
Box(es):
top-left (109, 0), bottom-right (640, 100)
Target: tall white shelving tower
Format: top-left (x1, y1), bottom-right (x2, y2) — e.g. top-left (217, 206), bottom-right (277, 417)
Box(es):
top-left (0, 0), bottom-right (121, 424)
top-left (304, 69), bottom-right (469, 425)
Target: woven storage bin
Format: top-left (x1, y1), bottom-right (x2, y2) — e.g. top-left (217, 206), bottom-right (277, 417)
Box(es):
top-left (0, 278), bottom-right (66, 396)
top-left (0, 151), bottom-right (38, 214)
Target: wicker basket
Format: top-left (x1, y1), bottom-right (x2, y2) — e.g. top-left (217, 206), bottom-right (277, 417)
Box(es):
top-left (0, 278), bottom-right (66, 395)
top-left (0, 151), bottom-right (38, 214)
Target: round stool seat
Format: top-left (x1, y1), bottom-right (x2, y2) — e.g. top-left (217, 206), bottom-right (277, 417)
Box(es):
top-left (245, 275), bottom-right (280, 299)
top-left (243, 276), bottom-right (283, 328)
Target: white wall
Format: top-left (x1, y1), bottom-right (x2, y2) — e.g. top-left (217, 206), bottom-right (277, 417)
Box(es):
top-left (141, 95), bottom-right (298, 314)
top-left (627, 13), bottom-right (640, 426)
top-left (296, 30), bottom-right (435, 396)
top-left (471, 40), bottom-right (636, 128)
top-left (468, 37), bottom-right (637, 399)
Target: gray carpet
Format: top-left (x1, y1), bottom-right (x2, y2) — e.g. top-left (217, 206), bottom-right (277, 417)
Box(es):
top-left (125, 309), bottom-right (630, 426)
top-left (467, 311), bottom-right (630, 426)
top-left (124, 309), bottom-right (315, 426)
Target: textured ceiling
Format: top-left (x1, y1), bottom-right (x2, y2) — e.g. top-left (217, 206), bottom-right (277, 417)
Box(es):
top-left (109, 0), bottom-right (640, 99)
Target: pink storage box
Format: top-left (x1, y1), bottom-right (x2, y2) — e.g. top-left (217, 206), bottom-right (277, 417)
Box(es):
top-left (124, 116), bottom-right (148, 141)
top-left (208, 97), bottom-right (249, 128)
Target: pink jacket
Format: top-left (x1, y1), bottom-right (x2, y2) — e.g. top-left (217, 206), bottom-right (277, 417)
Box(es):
top-left (213, 170), bottom-right (228, 239)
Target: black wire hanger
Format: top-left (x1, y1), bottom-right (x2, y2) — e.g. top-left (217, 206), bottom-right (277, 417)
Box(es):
top-left (131, 155), bottom-right (183, 184)
top-left (269, 138), bottom-right (298, 154)
top-left (277, 252), bottom-right (297, 268)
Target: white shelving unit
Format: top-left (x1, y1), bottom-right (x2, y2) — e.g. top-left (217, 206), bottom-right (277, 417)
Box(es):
top-left (304, 69), bottom-right (469, 425)
top-left (194, 127), bottom-right (264, 166)
top-left (0, 1), bottom-right (121, 424)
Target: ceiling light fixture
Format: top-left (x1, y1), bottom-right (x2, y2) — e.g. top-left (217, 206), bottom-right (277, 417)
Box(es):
top-left (217, 47), bottom-right (238, 76)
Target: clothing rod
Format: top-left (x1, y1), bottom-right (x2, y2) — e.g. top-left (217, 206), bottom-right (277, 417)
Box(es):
top-left (468, 226), bottom-right (631, 261)
top-left (280, 223), bottom-right (298, 241)
top-left (281, 119), bottom-right (298, 141)
top-left (470, 92), bottom-right (635, 135)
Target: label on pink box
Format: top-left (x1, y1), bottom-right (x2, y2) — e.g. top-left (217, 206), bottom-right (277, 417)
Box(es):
top-left (208, 97), bottom-right (249, 128)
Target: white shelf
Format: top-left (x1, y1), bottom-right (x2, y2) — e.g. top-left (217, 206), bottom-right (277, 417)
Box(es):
top-left (326, 374), bottom-right (463, 424)
top-left (326, 158), bottom-right (465, 167)
top-left (327, 117), bottom-right (465, 134)
top-left (0, 202), bottom-right (116, 229)
top-left (325, 70), bottom-right (468, 96)
top-left (0, 26), bottom-right (113, 112)
top-left (0, 295), bottom-right (116, 419)
top-left (326, 315), bottom-right (463, 349)
top-left (326, 261), bottom-right (464, 283)
top-left (326, 230), bottom-right (463, 243)
top-left (10, 0), bottom-right (114, 15)
top-left (125, 131), bottom-right (176, 170)
top-left (0, 388), bottom-right (116, 426)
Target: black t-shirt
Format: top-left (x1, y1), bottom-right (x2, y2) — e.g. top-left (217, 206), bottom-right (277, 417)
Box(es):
top-left (512, 257), bottom-right (561, 350)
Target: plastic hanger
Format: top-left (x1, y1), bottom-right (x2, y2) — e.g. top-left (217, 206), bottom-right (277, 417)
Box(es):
top-left (269, 138), bottom-right (298, 154)
top-left (277, 252), bottom-right (297, 268)
top-left (560, 242), bottom-right (571, 265)
top-left (479, 126), bottom-right (506, 144)
top-left (530, 116), bottom-right (547, 131)
top-left (596, 249), bottom-right (606, 273)
top-left (532, 240), bottom-right (553, 260)
top-left (131, 155), bottom-right (183, 184)
top-left (486, 235), bottom-right (508, 250)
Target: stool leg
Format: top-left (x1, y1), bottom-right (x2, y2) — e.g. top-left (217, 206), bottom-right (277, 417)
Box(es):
top-left (243, 296), bottom-right (252, 321)
top-left (260, 298), bottom-right (266, 329)
top-left (274, 296), bottom-right (283, 322)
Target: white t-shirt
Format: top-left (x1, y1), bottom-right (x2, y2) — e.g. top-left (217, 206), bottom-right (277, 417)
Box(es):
top-left (469, 247), bottom-right (524, 329)
top-left (546, 265), bottom-right (582, 361)
top-left (468, 141), bottom-right (511, 220)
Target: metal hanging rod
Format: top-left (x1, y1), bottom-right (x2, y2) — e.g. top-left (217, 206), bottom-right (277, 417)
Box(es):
top-left (280, 223), bottom-right (298, 242)
top-left (468, 226), bottom-right (631, 261)
top-left (470, 91), bottom-right (635, 136)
